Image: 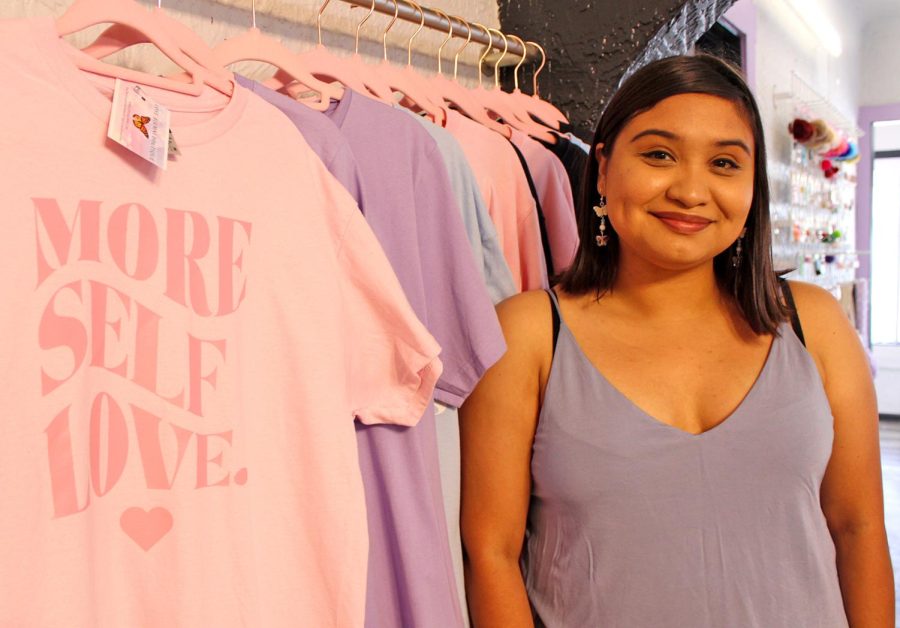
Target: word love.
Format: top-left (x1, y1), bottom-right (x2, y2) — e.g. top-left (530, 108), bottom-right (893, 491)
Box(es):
top-left (33, 197), bottom-right (253, 317)
top-left (46, 394), bottom-right (246, 518)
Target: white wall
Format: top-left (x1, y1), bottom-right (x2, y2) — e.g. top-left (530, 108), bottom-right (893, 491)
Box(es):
top-left (726, 0), bottom-right (861, 168)
top-left (1, 0), bottom-right (500, 84)
top-left (860, 17), bottom-right (900, 107)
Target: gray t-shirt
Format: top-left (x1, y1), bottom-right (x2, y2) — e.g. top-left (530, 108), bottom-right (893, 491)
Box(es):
top-left (406, 111), bottom-right (516, 304)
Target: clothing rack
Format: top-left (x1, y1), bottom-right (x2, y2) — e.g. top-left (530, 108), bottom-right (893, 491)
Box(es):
top-left (337, 0), bottom-right (529, 60)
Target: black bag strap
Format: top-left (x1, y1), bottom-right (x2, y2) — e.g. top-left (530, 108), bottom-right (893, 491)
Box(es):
top-left (547, 289), bottom-right (561, 355)
top-left (779, 278), bottom-right (806, 347)
top-left (509, 141), bottom-right (554, 276)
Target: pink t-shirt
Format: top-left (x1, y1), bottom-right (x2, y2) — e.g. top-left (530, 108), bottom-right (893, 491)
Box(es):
top-left (444, 111), bottom-right (548, 292)
top-left (510, 129), bottom-right (579, 272)
top-left (0, 18), bottom-right (441, 627)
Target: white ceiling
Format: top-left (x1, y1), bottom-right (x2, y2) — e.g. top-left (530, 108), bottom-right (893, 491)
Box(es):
top-left (856, 0), bottom-right (900, 23)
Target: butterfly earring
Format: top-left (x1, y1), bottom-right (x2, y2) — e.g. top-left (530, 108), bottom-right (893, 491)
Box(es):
top-left (732, 227), bottom-right (747, 268)
top-left (594, 195), bottom-right (609, 247)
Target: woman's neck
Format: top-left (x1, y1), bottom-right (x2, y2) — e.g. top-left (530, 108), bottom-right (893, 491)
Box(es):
top-left (607, 251), bottom-right (727, 324)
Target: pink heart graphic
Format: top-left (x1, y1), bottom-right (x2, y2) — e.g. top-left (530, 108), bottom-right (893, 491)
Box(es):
top-left (120, 507), bottom-right (173, 551)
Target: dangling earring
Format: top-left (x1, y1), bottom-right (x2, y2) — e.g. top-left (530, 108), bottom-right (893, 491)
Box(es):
top-left (594, 195), bottom-right (608, 247)
top-left (732, 228), bottom-right (747, 268)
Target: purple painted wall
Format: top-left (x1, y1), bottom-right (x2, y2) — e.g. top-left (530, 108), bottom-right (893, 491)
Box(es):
top-left (721, 0), bottom-right (756, 87)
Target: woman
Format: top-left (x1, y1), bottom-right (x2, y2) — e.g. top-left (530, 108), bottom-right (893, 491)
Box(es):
top-left (460, 55), bottom-right (893, 627)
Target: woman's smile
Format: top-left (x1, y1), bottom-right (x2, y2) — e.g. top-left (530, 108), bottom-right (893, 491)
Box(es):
top-left (649, 210), bottom-right (715, 234)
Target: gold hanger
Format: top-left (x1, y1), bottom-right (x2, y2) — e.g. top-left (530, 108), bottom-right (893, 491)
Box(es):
top-left (508, 34), bottom-right (527, 91)
top-left (404, 0), bottom-right (426, 67)
top-left (488, 27), bottom-right (508, 89)
top-left (471, 22), bottom-right (492, 89)
top-left (483, 28), bottom-right (556, 140)
top-left (381, 0), bottom-right (400, 61)
top-left (355, 0), bottom-right (377, 55)
top-left (432, 7), bottom-right (454, 75)
top-left (507, 34), bottom-right (566, 129)
top-left (374, 0), bottom-right (444, 120)
top-left (316, 0), bottom-right (332, 46)
top-left (432, 15), bottom-right (509, 133)
top-left (452, 15), bottom-right (473, 81)
top-left (527, 41), bottom-right (547, 97)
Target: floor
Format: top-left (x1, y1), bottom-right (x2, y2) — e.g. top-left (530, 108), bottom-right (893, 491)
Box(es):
top-left (879, 419), bottom-right (900, 625)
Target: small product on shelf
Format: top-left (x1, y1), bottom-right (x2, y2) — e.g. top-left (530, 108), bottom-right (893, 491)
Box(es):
top-left (772, 114), bottom-right (859, 290)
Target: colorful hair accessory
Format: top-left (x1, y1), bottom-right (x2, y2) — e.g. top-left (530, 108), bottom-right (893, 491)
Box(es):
top-left (834, 141), bottom-right (858, 161)
top-left (823, 138), bottom-right (849, 157)
top-left (789, 118), bottom-right (814, 143)
top-left (808, 119), bottom-right (833, 149)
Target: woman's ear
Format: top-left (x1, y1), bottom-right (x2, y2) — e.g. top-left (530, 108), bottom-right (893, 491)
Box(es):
top-left (595, 142), bottom-right (608, 193)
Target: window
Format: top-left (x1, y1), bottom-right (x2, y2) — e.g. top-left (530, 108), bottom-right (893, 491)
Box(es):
top-left (871, 120), bottom-right (900, 344)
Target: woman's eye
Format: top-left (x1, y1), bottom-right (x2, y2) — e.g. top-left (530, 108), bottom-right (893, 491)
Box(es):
top-left (713, 158), bottom-right (740, 170)
top-left (641, 150), bottom-right (672, 161)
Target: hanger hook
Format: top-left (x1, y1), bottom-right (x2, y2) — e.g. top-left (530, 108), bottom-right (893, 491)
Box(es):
top-left (404, 0), bottom-right (426, 67)
top-left (472, 22), bottom-right (491, 88)
top-left (157, 0), bottom-right (162, 8)
top-left (433, 8), bottom-right (453, 75)
top-left (452, 16), bottom-right (472, 81)
top-left (382, 0), bottom-right (400, 61)
top-left (508, 34), bottom-right (527, 92)
top-left (355, 0), bottom-right (377, 55)
top-left (488, 28), bottom-right (508, 89)
top-left (526, 41), bottom-right (546, 96)
top-left (317, 0), bottom-right (333, 46)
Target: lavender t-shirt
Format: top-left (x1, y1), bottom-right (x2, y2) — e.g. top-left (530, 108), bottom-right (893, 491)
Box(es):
top-left (234, 76), bottom-right (364, 208)
top-left (406, 111), bottom-right (516, 304)
top-left (325, 90), bottom-right (506, 628)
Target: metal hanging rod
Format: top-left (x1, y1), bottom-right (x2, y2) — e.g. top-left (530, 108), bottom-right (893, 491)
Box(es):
top-left (337, 0), bottom-right (528, 59)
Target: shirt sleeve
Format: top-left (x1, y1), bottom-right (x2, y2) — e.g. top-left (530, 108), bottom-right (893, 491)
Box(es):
top-left (414, 142), bottom-right (507, 408)
top-left (472, 178), bottom-right (517, 304)
top-left (324, 143), bottom-right (366, 214)
top-left (336, 207), bottom-right (443, 426)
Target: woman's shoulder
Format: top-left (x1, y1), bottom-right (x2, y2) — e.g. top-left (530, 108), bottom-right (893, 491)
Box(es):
top-left (783, 280), bottom-right (861, 382)
top-left (497, 289), bottom-right (555, 337)
top-left (784, 279), bottom-right (847, 330)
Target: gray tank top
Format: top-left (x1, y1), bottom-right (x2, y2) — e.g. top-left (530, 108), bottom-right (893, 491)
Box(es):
top-left (522, 289), bottom-right (848, 627)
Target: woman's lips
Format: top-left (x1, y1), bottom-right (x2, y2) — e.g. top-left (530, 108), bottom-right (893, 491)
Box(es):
top-left (650, 211), bottom-right (714, 234)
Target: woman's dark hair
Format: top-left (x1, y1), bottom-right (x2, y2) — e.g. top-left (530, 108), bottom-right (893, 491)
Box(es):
top-left (557, 54), bottom-right (789, 335)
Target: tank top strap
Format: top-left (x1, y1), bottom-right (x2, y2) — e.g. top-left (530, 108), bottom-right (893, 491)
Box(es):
top-left (778, 278), bottom-right (806, 347)
top-left (546, 289), bottom-right (561, 356)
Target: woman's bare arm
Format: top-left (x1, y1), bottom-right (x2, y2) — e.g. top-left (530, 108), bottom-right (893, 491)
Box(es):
top-left (460, 291), bottom-right (552, 627)
top-left (793, 281), bottom-right (894, 627)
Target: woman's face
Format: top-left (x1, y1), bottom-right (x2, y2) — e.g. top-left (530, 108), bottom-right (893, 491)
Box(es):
top-left (598, 93), bottom-right (756, 271)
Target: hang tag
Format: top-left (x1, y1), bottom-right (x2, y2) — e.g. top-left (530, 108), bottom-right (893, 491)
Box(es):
top-left (167, 129), bottom-right (181, 158)
top-left (107, 79), bottom-right (171, 170)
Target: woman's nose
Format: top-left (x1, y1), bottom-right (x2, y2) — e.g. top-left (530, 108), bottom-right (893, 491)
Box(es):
top-left (664, 164), bottom-right (711, 209)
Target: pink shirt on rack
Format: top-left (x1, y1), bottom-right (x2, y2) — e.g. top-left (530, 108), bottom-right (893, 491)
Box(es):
top-left (0, 18), bottom-right (441, 628)
top-left (510, 129), bottom-right (579, 272)
top-left (444, 110), bottom-right (548, 292)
